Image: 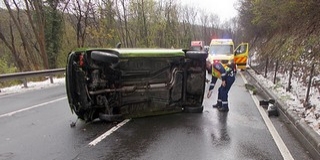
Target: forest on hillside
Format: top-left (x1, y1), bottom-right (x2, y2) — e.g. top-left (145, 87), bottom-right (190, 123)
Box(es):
top-left (0, 0), bottom-right (238, 73)
top-left (237, 0), bottom-right (320, 87)
top-left (0, 0), bottom-right (319, 83)
top-left (239, 0), bottom-right (320, 57)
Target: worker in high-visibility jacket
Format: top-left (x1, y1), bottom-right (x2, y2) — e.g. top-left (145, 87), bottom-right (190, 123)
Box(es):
top-left (206, 61), bottom-right (236, 112)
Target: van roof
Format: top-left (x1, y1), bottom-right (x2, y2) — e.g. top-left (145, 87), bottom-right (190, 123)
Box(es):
top-left (210, 39), bottom-right (233, 45)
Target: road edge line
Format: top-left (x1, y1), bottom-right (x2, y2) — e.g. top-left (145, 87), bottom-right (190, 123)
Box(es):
top-left (240, 71), bottom-right (294, 160)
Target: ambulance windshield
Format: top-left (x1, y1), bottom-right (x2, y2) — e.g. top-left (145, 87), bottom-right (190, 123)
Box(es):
top-left (209, 45), bottom-right (233, 55)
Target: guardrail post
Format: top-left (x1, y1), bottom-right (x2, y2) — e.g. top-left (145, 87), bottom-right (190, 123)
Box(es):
top-left (305, 63), bottom-right (315, 108)
top-left (23, 78), bottom-right (28, 88)
top-left (287, 60), bottom-right (294, 92)
top-left (49, 76), bottom-right (54, 84)
top-left (273, 59), bottom-right (279, 84)
top-left (264, 57), bottom-right (269, 78)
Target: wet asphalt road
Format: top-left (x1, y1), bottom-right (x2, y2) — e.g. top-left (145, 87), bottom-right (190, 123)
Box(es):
top-left (0, 72), bottom-right (314, 160)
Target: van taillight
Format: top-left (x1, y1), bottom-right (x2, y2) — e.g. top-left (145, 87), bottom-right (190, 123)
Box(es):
top-left (79, 54), bottom-right (84, 66)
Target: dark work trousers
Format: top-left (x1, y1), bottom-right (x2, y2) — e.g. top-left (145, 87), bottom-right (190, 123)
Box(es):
top-left (217, 75), bottom-right (235, 109)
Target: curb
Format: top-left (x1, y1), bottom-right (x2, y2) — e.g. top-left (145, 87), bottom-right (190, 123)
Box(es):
top-left (245, 69), bottom-right (320, 159)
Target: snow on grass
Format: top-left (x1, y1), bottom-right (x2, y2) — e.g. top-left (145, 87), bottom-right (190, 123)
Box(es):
top-left (254, 71), bottom-right (320, 135)
top-left (0, 77), bottom-right (65, 96)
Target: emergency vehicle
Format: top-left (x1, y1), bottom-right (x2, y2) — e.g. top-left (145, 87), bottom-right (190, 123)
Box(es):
top-left (207, 39), bottom-right (249, 70)
top-left (190, 41), bottom-right (204, 51)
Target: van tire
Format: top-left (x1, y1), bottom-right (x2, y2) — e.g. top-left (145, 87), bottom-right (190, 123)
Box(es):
top-left (91, 50), bottom-right (119, 64)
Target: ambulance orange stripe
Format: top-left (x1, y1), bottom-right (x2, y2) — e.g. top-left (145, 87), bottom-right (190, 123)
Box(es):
top-left (235, 57), bottom-right (247, 63)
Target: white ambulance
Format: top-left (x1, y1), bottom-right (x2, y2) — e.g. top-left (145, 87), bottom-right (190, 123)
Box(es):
top-left (207, 39), bottom-right (249, 70)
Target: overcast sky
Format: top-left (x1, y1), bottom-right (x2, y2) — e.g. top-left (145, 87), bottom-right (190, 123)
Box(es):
top-left (0, 0), bottom-right (239, 22)
top-left (179, 0), bottom-right (239, 22)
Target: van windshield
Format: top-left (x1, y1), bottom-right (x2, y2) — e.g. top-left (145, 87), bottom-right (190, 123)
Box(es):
top-left (209, 45), bottom-right (233, 55)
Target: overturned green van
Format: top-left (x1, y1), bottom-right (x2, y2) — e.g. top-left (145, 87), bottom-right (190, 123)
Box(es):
top-left (66, 48), bottom-right (207, 122)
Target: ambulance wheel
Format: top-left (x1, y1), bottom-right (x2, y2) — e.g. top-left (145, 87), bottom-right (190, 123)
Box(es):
top-left (183, 105), bottom-right (203, 113)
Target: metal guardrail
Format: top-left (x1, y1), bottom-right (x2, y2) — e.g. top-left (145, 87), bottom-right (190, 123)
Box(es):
top-left (0, 68), bottom-right (65, 88)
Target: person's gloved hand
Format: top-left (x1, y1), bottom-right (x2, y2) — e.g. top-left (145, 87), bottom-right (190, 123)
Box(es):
top-left (207, 90), bottom-right (213, 98)
top-left (221, 80), bottom-right (226, 87)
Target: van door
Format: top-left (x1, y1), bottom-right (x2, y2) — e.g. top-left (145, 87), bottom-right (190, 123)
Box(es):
top-left (234, 43), bottom-right (249, 70)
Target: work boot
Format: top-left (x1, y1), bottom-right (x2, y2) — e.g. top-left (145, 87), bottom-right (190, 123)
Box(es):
top-left (212, 104), bottom-right (220, 108)
top-left (218, 107), bottom-right (229, 112)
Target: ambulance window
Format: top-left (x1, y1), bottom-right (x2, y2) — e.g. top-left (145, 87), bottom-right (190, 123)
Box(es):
top-left (209, 45), bottom-right (233, 55)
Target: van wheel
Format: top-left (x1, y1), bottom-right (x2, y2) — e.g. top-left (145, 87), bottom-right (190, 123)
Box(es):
top-left (91, 50), bottom-right (119, 64)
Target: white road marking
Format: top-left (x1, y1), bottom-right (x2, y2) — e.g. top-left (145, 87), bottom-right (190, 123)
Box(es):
top-left (89, 119), bottom-right (131, 147)
top-left (240, 72), bottom-right (294, 160)
top-left (0, 97), bottom-right (67, 118)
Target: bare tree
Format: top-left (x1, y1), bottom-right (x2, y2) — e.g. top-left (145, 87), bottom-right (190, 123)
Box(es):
top-left (208, 13), bottom-right (220, 40)
top-left (24, 0), bottom-right (49, 69)
top-left (93, 0), bottom-right (118, 47)
top-left (0, 21), bottom-right (26, 71)
top-left (65, 0), bottom-right (94, 47)
top-left (199, 10), bottom-right (209, 43)
top-left (115, 0), bottom-right (133, 47)
top-left (2, 0), bottom-right (45, 70)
